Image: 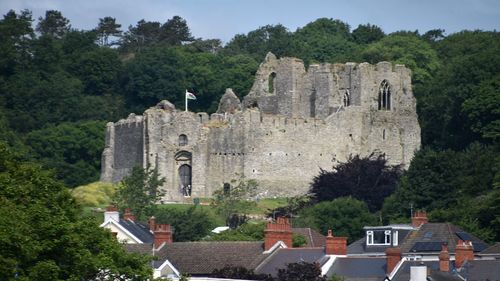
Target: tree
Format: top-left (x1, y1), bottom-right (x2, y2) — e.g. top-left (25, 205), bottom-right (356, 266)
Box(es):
top-left (382, 144), bottom-right (497, 225)
top-left (0, 142), bottom-right (151, 279)
top-left (159, 15), bottom-right (194, 45)
top-left (206, 221), bottom-right (266, 241)
top-left (270, 262), bottom-right (326, 281)
top-left (25, 121), bottom-right (106, 187)
top-left (210, 177), bottom-right (258, 226)
top-left (224, 24), bottom-right (293, 59)
top-left (36, 10), bottom-right (70, 38)
top-left (212, 265), bottom-right (268, 280)
top-left (0, 9), bottom-right (34, 76)
top-left (113, 166), bottom-right (165, 221)
top-left (96, 16), bottom-right (121, 46)
top-left (295, 197), bottom-right (377, 243)
top-left (154, 205), bottom-right (216, 241)
top-left (362, 33), bottom-right (440, 85)
top-left (120, 19), bottom-right (161, 52)
top-left (310, 154), bottom-right (403, 212)
top-left (352, 23), bottom-right (385, 44)
top-left (292, 18), bottom-right (360, 64)
top-left (462, 74), bottom-right (500, 141)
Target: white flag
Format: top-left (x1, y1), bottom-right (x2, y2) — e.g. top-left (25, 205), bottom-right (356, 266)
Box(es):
top-left (186, 90), bottom-right (196, 100)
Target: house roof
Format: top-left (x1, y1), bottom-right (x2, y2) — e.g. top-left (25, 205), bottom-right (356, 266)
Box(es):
top-left (118, 219), bottom-right (154, 243)
top-left (292, 228), bottom-right (326, 248)
top-left (479, 242), bottom-right (500, 255)
top-left (400, 223), bottom-right (488, 254)
top-left (391, 259), bottom-right (500, 281)
top-left (255, 247), bottom-right (327, 276)
top-left (458, 260), bottom-right (500, 280)
top-left (348, 223), bottom-right (489, 255)
top-left (325, 257), bottom-right (387, 281)
top-left (124, 243), bottom-right (153, 255)
top-left (154, 241), bottom-right (268, 275)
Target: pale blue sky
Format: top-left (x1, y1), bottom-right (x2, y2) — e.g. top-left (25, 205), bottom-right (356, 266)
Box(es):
top-left (1, 0), bottom-right (499, 43)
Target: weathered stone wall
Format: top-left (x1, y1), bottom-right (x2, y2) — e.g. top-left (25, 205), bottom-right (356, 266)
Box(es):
top-left (100, 114), bottom-right (144, 183)
top-left (101, 53), bottom-right (421, 201)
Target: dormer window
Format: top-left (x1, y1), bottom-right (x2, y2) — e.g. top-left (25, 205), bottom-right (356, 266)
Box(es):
top-left (366, 230), bottom-right (392, 246)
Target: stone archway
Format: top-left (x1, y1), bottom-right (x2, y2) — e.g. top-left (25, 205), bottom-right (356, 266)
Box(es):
top-left (178, 164), bottom-right (192, 196)
top-left (175, 151), bottom-right (192, 196)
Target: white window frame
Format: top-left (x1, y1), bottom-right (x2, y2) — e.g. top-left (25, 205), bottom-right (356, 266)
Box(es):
top-left (366, 230), bottom-right (392, 246)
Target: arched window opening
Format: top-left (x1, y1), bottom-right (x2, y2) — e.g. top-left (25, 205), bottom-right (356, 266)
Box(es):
top-left (343, 90), bottom-right (351, 107)
top-left (268, 72), bottom-right (276, 93)
top-left (378, 80), bottom-right (391, 110)
top-left (179, 134), bottom-right (188, 146)
top-left (179, 164), bottom-right (192, 196)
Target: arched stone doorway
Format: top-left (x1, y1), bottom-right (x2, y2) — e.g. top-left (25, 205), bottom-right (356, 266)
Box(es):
top-left (175, 150), bottom-right (192, 196)
top-left (179, 164), bottom-right (192, 196)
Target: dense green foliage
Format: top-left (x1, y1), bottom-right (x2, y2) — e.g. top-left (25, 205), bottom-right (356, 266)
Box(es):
top-left (154, 205), bottom-right (217, 242)
top-left (310, 155), bottom-right (403, 212)
top-left (113, 166), bottom-right (165, 221)
top-left (0, 8), bottom-right (499, 245)
top-left (0, 142), bottom-right (151, 280)
top-left (294, 197), bottom-right (377, 243)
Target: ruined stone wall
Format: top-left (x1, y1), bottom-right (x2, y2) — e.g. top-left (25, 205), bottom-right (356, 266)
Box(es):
top-left (101, 53), bottom-right (421, 201)
top-left (100, 114), bottom-right (144, 183)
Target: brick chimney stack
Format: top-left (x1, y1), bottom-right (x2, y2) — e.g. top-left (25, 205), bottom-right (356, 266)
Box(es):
top-left (264, 217), bottom-right (293, 250)
top-left (123, 208), bottom-right (136, 222)
top-left (148, 216), bottom-right (156, 232)
top-left (325, 229), bottom-right (347, 255)
top-left (439, 243), bottom-right (450, 272)
top-left (455, 240), bottom-right (474, 268)
top-left (385, 247), bottom-right (402, 275)
top-left (154, 224), bottom-right (173, 249)
top-left (411, 210), bottom-right (428, 228)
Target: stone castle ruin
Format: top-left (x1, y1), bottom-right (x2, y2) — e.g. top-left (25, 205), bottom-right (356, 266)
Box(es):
top-left (101, 53), bottom-right (421, 201)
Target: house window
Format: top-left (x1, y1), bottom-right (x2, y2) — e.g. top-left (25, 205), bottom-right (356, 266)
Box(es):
top-left (378, 80), bottom-right (391, 110)
top-left (393, 231), bottom-right (399, 246)
top-left (343, 90), bottom-right (350, 107)
top-left (366, 230), bottom-right (392, 246)
top-left (179, 134), bottom-right (188, 146)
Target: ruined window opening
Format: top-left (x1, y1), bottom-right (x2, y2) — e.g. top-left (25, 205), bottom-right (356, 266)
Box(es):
top-left (223, 183), bottom-right (231, 195)
top-left (268, 72), bottom-right (276, 93)
top-left (383, 129), bottom-right (386, 140)
top-left (179, 134), bottom-right (188, 146)
top-left (310, 89), bottom-right (317, 117)
top-left (343, 90), bottom-right (351, 107)
top-left (378, 80), bottom-right (391, 110)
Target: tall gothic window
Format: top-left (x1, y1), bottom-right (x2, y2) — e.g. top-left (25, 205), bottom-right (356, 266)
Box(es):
top-left (343, 90), bottom-right (351, 107)
top-left (179, 134), bottom-right (188, 146)
top-left (378, 80), bottom-right (391, 110)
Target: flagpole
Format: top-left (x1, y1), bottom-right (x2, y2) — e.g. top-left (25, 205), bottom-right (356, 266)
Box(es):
top-left (185, 90), bottom-right (188, 112)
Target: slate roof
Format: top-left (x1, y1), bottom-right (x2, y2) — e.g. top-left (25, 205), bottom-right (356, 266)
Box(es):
top-left (118, 219), bottom-right (154, 243)
top-left (326, 257), bottom-right (387, 281)
top-left (348, 223), bottom-right (489, 255)
top-left (347, 229), bottom-right (411, 255)
top-left (458, 260), bottom-right (500, 280)
top-left (154, 241), bottom-right (268, 275)
top-left (391, 260), bottom-right (500, 281)
top-left (400, 223), bottom-right (488, 254)
top-left (255, 247), bottom-right (327, 276)
top-left (479, 242), bottom-right (500, 255)
top-left (124, 243), bottom-right (154, 255)
top-left (292, 228), bottom-right (326, 248)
